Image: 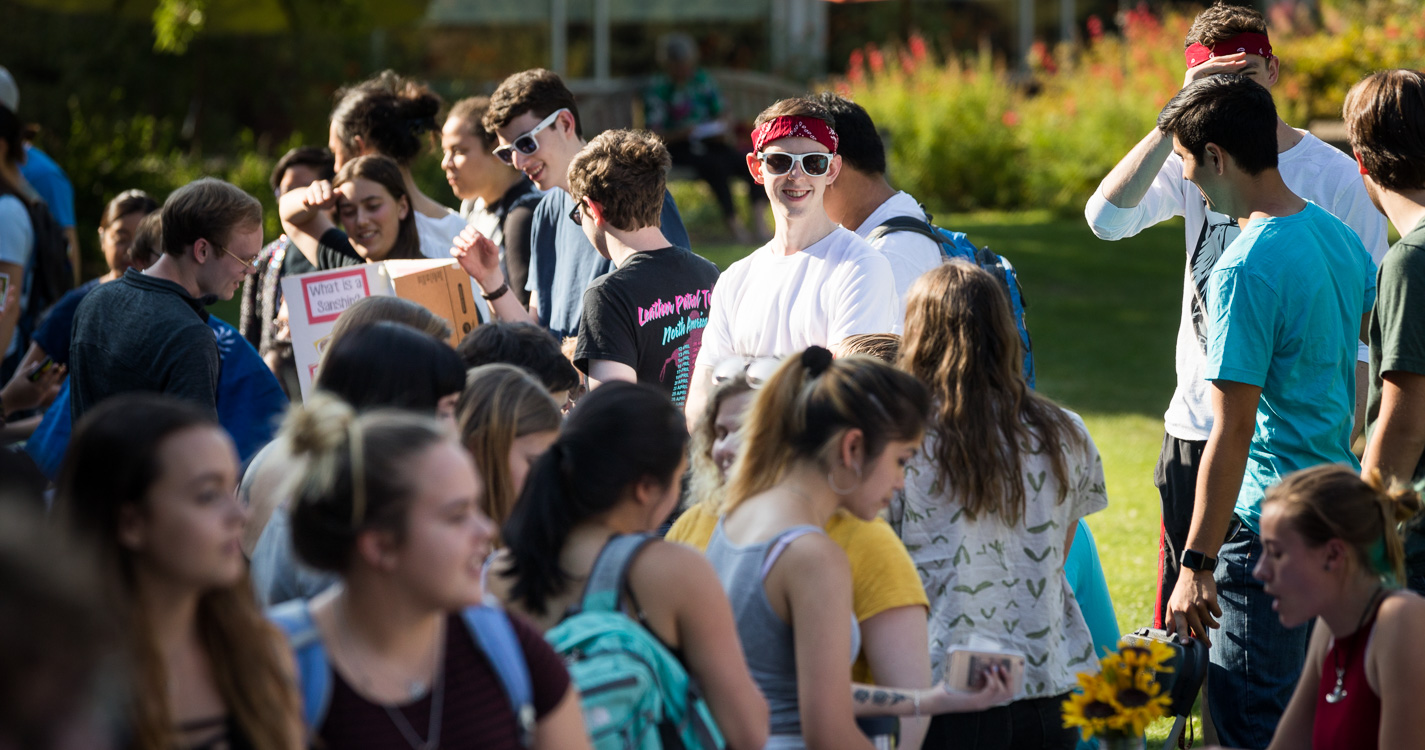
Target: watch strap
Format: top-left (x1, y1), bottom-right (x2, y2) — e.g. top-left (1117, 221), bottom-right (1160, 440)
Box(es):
top-left (482, 281), bottom-right (510, 301)
top-left (1180, 548), bottom-right (1218, 572)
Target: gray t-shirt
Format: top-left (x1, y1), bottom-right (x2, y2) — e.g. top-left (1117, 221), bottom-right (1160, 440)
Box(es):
top-left (70, 269), bottom-right (220, 422)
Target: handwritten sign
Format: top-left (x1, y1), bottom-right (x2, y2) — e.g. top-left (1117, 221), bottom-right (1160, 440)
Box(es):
top-left (300, 268), bottom-right (370, 325)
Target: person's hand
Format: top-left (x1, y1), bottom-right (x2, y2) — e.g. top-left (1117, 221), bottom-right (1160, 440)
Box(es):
top-left (925, 664), bottom-right (1015, 714)
top-left (1183, 51), bottom-right (1250, 87)
top-left (450, 225), bottom-right (503, 291)
top-left (273, 299), bottom-right (291, 344)
top-left (1167, 567), bottom-right (1222, 646)
top-left (1, 358), bottom-right (66, 415)
top-left (301, 180), bottom-right (338, 214)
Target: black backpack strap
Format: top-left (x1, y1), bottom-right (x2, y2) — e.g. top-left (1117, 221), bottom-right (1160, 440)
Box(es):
top-left (867, 215), bottom-right (941, 245)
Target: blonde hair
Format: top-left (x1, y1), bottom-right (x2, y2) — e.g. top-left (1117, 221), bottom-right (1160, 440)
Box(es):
top-left (831, 333), bottom-right (901, 364)
top-left (899, 262), bottom-right (1080, 526)
top-left (457, 364), bottom-right (562, 534)
top-left (326, 295), bottom-right (452, 352)
top-left (724, 347), bottom-right (930, 514)
top-left (1264, 465), bottom-right (1423, 584)
top-left (687, 374), bottom-right (754, 513)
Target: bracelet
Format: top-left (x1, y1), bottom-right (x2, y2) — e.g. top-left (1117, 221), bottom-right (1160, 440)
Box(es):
top-left (481, 281), bottom-right (510, 301)
top-left (912, 689), bottom-right (921, 717)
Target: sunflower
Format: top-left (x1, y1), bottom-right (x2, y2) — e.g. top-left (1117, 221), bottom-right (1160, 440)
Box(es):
top-left (1061, 673), bottom-right (1122, 740)
top-left (1107, 668), bottom-right (1173, 736)
top-left (1116, 641), bottom-right (1177, 675)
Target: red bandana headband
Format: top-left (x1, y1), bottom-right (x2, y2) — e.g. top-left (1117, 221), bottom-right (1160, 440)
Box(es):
top-left (751, 116), bottom-right (839, 154)
top-left (1185, 32), bottom-right (1273, 68)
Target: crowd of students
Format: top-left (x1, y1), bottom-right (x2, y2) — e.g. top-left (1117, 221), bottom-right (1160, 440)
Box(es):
top-left (3, 2), bottom-right (1425, 749)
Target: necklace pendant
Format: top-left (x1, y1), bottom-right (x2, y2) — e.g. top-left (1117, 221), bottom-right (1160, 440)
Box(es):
top-left (1325, 670), bottom-right (1348, 704)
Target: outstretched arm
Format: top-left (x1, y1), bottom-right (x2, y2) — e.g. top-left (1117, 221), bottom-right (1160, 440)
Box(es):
top-left (451, 225), bottom-right (537, 325)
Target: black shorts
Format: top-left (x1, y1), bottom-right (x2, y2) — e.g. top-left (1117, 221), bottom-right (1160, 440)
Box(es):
top-left (1153, 431), bottom-right (1207, 629)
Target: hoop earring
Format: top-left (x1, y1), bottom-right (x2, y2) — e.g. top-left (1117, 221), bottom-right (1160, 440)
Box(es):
top-left (828, 464), bottom-right (861, 496)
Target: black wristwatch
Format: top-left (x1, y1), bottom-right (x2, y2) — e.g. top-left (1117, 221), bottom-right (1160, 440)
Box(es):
top-left (481, 281), bottom-right (510, 301)
top-left (1180, 549), bottom-right (1218, 573)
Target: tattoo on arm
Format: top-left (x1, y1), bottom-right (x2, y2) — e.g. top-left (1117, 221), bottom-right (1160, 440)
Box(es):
top-left (854, 688), bottom-right (911, 707)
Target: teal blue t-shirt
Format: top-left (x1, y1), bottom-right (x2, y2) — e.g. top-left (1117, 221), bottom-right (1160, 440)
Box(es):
top-left (1205, 201), bottom-right (1377, 533)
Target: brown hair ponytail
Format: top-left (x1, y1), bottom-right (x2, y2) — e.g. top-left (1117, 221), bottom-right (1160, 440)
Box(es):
top-left (1265, 465), bottom-right (1424, 584)
top-left (723, 346), bottom-right (930, 514)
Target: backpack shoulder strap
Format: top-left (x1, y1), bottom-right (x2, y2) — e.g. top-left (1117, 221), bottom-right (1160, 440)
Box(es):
top-left (581, 533), bottom-right (658, 614)
top-left (867, 215), bottom-right (940, 245)
top-left (463, 606), bottom-right (535, 748)
top-left (267, 599), bottom-right (331, 731)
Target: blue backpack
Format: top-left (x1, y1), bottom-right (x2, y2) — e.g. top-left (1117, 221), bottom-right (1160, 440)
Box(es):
top-left (870, 213), bottom-right (1036, 387)
top-left (545, 534), bottom-right (724, 750)
top-left (268, 599), bottom-right (536, 746)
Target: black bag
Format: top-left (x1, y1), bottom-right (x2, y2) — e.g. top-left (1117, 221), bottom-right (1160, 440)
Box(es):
top-left (22, 197), bottom-right (74, 321)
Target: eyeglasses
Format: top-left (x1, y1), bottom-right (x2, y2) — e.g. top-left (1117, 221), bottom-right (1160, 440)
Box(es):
top-left (712, 356), bottom-right (783, 389)
top-left (492, 108), bottom-right (569, 165)
top-left (212, 240), bottom-right (258, 269)
top-left (568, 197), bottom-right (587, 227)
top-left (756, 151), bottom-right (832, 177)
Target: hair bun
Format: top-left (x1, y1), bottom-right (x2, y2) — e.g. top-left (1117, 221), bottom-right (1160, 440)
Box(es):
top-left (801, 346), bottom-right (834, 377)
top-left (282, 393), bottom-right (356, 459)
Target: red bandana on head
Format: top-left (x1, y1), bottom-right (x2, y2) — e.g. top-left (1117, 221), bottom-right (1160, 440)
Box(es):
top-left (1185, 32), bottom-right (1273, 68)
top-left (751, 116), bottom-right (839, 154)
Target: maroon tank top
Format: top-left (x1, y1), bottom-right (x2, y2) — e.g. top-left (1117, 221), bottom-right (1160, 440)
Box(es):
top-left (1312, 611), bottom-right (1381, 750)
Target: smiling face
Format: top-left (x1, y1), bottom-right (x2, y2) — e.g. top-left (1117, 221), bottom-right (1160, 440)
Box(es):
top-left (380, 440), bottom-right (495, 610)
top-left (747, 136), bottom-right (841, 224)
top-left (494, 110), bottom-right (578, 192)
top-left (100, 211), bottom-right (148, 275)
top-left (711, 390), bottom-right (754, 483)
top-left (1254, 503), bottom-right (1335, 628)
top-left (119, 425), bottom-right (247, 592)
top-left (842, 437), bottom-right (920, 521)
top-left (196, 223), bottom-right (262, 300)
top-left (336, 177), bottom-right (409, 262)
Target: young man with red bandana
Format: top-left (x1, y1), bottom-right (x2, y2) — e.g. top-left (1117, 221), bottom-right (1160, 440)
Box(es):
top-left (683, 97), bottom-right (898, 422)
top-left (1084, 0), bottom-right (1386, 673)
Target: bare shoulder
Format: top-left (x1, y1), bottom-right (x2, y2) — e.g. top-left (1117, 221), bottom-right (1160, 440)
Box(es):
top-left (1374, 590), bottom-right (1425, 643)
top-left (627, 539), bottom-right (720, 593)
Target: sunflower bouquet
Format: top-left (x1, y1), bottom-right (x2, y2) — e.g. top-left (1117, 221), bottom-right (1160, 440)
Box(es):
top-left (1062, 640), bottom-right (1177, 743)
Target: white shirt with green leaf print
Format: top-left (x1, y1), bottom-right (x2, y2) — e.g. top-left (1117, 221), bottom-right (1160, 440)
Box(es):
top-left (893, 409), bottom-right (1108, 700)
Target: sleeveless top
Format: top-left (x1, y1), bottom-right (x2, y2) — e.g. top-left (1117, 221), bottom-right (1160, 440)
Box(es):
top-left (1312, 609), bottom-right (1382, 750)
top-left (705, 520), bottom-right (861, 738)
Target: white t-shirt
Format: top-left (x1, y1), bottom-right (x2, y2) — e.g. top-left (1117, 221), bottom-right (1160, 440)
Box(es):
top-left (1084, 131), bottom-right (1388, 441)
top-left (416, 207), bottom-right (490, 322)
top-left (854, 191), bottom-right (943, 305)
top-left (695, 226), bottom-right (898, 367)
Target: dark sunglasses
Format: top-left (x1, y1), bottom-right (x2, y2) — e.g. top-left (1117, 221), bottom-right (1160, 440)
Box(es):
top-left (568, 198), bottom-right (587, 227)
top-left (492, 108), bottom-right (568, 165)
top-left (756, 151), bottom-right (832, 177)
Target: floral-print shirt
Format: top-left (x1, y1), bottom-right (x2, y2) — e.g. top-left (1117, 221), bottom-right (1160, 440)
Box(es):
top-left (892, 409), bottom-right (1108, 699)
top-left (643, 69), bottom-right (723, 135)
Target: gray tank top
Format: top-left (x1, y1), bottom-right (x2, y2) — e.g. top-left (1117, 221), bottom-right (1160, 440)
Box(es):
top-left (705, 518), bottom-right (861, 737)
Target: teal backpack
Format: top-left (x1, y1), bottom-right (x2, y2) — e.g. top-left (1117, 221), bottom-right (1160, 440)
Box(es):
top-left (546, 534), bottom-right (725, 750)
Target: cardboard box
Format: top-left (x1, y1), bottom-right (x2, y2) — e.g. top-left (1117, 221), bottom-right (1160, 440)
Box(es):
top-left (282, 259), bottom-right (480, 397)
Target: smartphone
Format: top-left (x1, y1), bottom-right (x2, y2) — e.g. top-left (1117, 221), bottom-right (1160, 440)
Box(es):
top-left (945, 647), bottom-right (1026, 694)
top-left (27, 356), bottom-right (55, 382)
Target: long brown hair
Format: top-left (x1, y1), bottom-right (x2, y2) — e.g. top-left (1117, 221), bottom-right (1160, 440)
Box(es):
top-left (54, 395), bottom-right (298, 750)
top-left (899, 262), bottom-right (1081, 526)
top-left (724, 348), bottom-right (930, 513)
top-left (457, 364), bottom-right (562, 534)
top-left (688, 373), bottom-right (754, 513)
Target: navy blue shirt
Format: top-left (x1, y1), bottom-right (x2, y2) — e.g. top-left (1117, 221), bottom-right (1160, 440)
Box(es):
top-left (526, 189), bottom-right (689, 341)
top-left (31, 278), bottom-right (100, 365)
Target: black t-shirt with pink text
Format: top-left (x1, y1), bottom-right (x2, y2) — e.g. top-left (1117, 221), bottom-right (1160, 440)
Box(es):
top-left (575, 247), bottom-right (719, 407)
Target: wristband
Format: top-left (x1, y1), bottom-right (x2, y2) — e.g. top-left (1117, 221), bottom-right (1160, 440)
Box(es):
top-left (482, 281), bottom-right (510, 301)
top-left (1180, 548), bottom-right (1218, 572)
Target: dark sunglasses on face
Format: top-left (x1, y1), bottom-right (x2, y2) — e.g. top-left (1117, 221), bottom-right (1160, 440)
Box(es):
top-left (756, 151), bottom-right (832, 177)
top-left (568, 198), bottom-right (587, 227)
top-left (492, 108), bottom-right (569, 165)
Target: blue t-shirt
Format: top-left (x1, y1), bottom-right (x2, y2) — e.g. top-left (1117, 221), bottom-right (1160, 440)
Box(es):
top-left (20, 146), bottom-right (76, 229)
top-left (1205, 202), bottom-right (1377, 532)
top-left (526, 188), bottom-right (689, 340)
top-left (31, 278), bottom-right (100, 365)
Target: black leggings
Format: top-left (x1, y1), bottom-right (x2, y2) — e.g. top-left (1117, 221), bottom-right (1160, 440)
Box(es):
top-left (923, 692), bottom-right (1079, 750)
